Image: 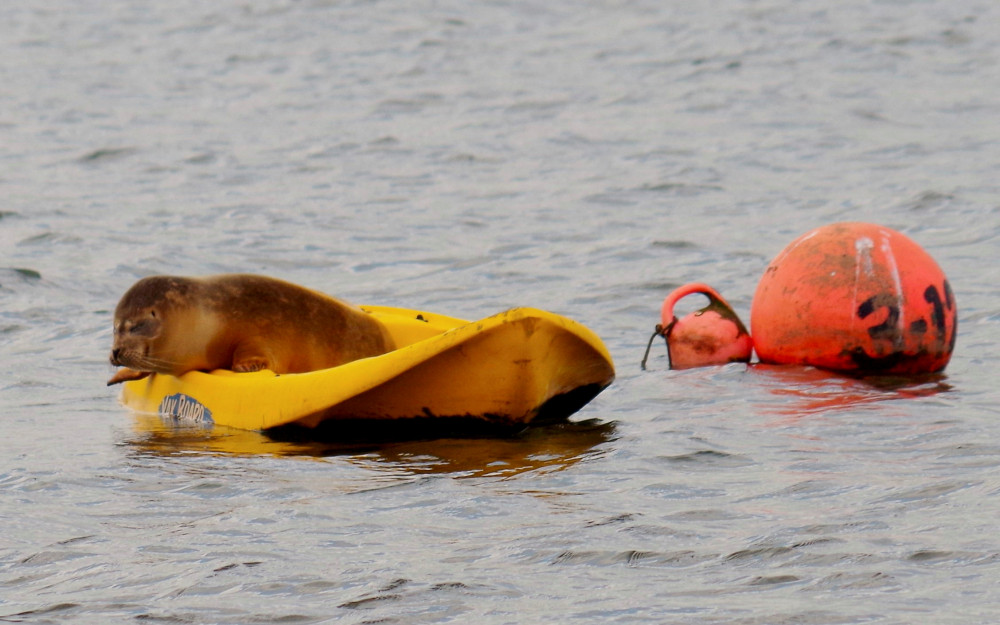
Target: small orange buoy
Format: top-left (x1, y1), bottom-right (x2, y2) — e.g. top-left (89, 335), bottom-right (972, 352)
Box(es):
top-left (650, 283), bottom-right (753, 369)
top-left (751, 222), bottom-right (957, 374)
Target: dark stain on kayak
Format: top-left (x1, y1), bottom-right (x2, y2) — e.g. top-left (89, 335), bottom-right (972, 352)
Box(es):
top-left (266, 383), bottom-right (609, 444)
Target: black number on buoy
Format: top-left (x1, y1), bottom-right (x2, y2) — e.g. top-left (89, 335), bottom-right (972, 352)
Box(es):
top-left (923, 285), bottom-right (947, 336)
top-left (857, 294), bottom-right (902, 346)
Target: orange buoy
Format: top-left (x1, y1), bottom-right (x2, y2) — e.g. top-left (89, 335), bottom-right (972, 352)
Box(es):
top-left (654, 283), bottom-right (753, 369)
top-left (751, 222), bottom-right (956, 374)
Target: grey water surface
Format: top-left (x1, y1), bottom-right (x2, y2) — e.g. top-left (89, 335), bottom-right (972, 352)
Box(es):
top-left (3, 0), bottom-right (1000, 623)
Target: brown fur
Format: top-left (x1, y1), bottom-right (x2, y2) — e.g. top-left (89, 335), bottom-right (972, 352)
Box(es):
top-left (108, 274), bottom-right (394, 385)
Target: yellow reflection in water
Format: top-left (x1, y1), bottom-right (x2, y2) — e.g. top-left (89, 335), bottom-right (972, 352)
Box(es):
top-left (126, 414), bottom-right (616, 478)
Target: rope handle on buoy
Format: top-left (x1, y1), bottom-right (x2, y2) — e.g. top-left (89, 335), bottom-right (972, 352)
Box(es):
top-left (640, 324), bottom-right (666, 370)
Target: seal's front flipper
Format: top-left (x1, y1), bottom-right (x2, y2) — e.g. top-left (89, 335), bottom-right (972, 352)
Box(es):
top-left (232, 358), bottom-right (271, 373)
top-left (107, 368), bottom-right (151, 386)
top-left (231, 342), bottom-right (274, 373)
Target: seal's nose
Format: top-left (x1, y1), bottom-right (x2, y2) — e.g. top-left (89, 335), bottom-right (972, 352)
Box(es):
top-left (110, 348), bottom-right (121, 364)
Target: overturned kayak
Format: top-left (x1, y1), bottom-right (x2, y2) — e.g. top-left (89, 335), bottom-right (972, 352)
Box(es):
top-left (117, 306), bottom-right (615, 435)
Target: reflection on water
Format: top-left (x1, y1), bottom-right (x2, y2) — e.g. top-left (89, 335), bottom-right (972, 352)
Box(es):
top-left (126, 414), bottom-right (616, 478)
top-left (749, 364), bottom-right (953, 424)
top-left (351, 420), bottom-right (616, 478)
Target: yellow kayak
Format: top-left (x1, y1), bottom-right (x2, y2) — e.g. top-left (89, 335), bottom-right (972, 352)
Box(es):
top-left (118, 306), bottom-right (615, 435)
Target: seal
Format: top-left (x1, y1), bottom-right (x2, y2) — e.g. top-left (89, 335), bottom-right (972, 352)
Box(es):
top-left (107, 274), bottom-right (395, 385)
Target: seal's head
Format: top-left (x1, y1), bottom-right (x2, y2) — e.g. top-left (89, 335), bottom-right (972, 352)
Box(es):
top-left (109, 276), bottom-right (206, 378)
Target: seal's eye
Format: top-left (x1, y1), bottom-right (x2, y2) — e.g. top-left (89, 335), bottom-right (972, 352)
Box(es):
top-left (130, 320), bottom-right (155, 335)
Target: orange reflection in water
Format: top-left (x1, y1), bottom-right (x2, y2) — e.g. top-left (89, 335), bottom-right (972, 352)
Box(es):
top-left (748, 363), bottom-right (952, 425)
